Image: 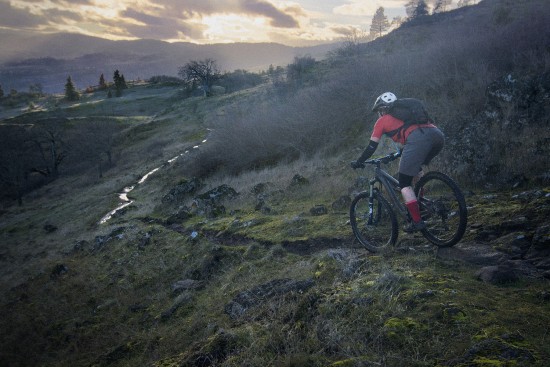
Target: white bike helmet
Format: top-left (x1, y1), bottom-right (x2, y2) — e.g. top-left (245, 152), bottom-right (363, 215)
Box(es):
top-left (372, 92), bottom-right (397, 112)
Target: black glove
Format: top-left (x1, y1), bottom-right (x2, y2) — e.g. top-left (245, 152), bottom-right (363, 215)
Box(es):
top-left (350, 160), bottom-right (365, 169)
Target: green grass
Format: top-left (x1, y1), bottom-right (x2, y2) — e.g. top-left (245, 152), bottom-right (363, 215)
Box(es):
top-left (1, 80), bottom-right (549, 367)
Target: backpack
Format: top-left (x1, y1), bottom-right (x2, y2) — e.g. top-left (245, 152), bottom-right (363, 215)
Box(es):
top-left (386, 98), bottom-right (432, 139)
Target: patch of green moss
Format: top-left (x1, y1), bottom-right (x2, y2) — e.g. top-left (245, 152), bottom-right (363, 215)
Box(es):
top-left (385, 316), bottom-right (420, 328)
top-left (181, 194), bottom-right (352, 244)
top-left (328, 359), bottom-right (356, 367)
top-left (313, 258), bottom-right (343, 283)
top-left (471, 357), bottom-right (509, 366)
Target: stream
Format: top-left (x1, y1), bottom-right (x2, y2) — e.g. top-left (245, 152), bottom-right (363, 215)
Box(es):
top-left (99, 139), bottom-right (207, 224)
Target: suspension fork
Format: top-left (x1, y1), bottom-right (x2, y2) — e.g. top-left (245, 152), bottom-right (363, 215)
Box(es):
top-left (367, 178), bottom-right (379, 224)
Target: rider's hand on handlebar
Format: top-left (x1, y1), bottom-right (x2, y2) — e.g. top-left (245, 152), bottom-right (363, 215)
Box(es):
top-left (350, 160), bottom-right (365, 169)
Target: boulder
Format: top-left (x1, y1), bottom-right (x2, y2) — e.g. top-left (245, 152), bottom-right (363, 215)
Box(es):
top-left (166, 206), bottom-right (193, 224)
top-left (289, 174), bottom-right (309, 187)
top-left (437, 242), bottom-right (506, 266)
top-left (50, 264), bottom-right (69, 279)
top-left (192, 184), bottom-right (239, 217)
top-left (310, 204), bottom-right (328, 216)
top-left (162, 177), bottom-right (202, 205)
top-left (331, 195), bottom-right (351, 211)
top-left (195, 184), bottom-right (239, 203)
top-left (444, 72), bottom-right (550, 185)
top-left (476, 264), bottom-right (519, 284)
top-left (444, 336), bottom-right (535, 366)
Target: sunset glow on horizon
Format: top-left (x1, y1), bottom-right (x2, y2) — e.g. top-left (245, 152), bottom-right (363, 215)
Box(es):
top-left (0, 0), bottom-right (418, 46)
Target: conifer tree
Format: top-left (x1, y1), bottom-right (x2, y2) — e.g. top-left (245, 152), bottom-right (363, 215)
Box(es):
top-left (99, 73), bottom-right (107, 90)
top-left (64, 76), bottom-right (80, 101)
top-left (120, 74), bottom-right (128, 89)
top-left (114, 70), bottom-right (122, 97)
top-left (113, 70), bottom-right (127, 97)
top-left (370, 7), bottom-right (390, 38)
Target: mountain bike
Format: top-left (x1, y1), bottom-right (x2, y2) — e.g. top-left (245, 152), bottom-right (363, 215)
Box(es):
top-left (350, 149), bottom-right (467, 252)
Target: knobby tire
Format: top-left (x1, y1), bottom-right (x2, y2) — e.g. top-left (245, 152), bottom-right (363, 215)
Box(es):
top-left (350, 190), bottom-right (398, 252)
top-left (415, 171), bottom-right (467, 247)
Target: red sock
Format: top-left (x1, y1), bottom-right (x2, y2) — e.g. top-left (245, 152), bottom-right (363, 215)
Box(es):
top-left (406, 200), bottom-right (422, 223)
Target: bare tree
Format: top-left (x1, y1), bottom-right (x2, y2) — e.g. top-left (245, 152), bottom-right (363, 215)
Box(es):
top-left (178, 59), bottom-right (221, 96)
top-left (330, 28), bottom-right (372, 59)
top-left (29, 119), bottom-right (70, 178)
top-left (392, 16), bottom-right (405, 28)
top-left (370, 7), bottom-right (390, 38)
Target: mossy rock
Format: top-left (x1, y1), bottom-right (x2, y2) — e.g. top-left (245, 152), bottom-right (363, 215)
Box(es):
top-left (446, 337), bottom-right (537, 367)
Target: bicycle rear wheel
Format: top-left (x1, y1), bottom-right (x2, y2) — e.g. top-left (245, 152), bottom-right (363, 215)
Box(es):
top-left (350, 190), bottom-right (398, 252)
top-left (415, 171), bottom-right (467, 247)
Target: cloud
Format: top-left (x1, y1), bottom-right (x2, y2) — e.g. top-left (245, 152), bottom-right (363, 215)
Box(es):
top-left (0, 1), bottom-right (47, 28)
top-left (120, 9), bottom-right (205, 40)
top-left (154, 0), bottom-right (299, 28)
top-left (1, 0), bottom-right (407, 46)
top-left (333, 0), bottom-right (407, 17)
top-left (43, 7), bottom-right (84, 23)
top-left (333, 1), bottom-right (379, 17)
top-left (116, 0), bottom-right (300, 41)
top-left (122, 8), bottom-right (170, 27)
top-left (330, 25), bottom-right (362, 36)
top-left (241, 0), bottom-right (299, 28)
top-left (49, 0), bottom-right (95, 4)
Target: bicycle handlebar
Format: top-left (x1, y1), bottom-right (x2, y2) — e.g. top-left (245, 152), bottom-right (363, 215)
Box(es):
top-left (364, 149), bottom-right (402, 166)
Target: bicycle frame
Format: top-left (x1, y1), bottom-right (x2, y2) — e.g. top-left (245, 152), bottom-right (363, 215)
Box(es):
top-left (370, 167), bottom-right (409, 219)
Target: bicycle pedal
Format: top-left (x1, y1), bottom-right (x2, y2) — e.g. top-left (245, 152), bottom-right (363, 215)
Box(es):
top-left (403, 221), bottom-right (426, 233)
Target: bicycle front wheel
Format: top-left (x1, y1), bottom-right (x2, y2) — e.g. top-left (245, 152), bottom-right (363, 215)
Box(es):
top-left (350, 191), bottom-right (398, 252)
top-left (415, 171), bottom-right (467, 247)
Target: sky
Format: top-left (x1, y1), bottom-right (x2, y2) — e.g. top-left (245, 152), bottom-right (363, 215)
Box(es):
top-left (0, 0), bottom-right (416, 46)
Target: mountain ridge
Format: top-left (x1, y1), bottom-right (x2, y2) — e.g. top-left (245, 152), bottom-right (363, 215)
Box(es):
top-left (0, 29), bottom-right (338, 93)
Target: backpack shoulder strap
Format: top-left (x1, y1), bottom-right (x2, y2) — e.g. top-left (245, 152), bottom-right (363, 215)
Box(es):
top-left (386, 98), bottom-right (432, 139)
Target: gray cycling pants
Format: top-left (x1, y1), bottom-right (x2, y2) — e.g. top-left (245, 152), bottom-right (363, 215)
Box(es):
top-left (399, 127), bottom-right (445, 177)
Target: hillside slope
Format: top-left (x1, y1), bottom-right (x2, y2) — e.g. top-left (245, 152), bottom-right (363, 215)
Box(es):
top-left (0, 79), bottom-right (549, 367)
top-left (1, 0), bottom-right (550, 366)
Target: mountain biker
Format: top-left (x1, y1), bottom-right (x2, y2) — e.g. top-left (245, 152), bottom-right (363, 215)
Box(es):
top-left (350, 92), bottom-right (445, 232)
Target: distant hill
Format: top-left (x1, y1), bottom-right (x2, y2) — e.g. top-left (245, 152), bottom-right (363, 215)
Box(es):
top-left (0, 30), bottom-right (338, 93)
